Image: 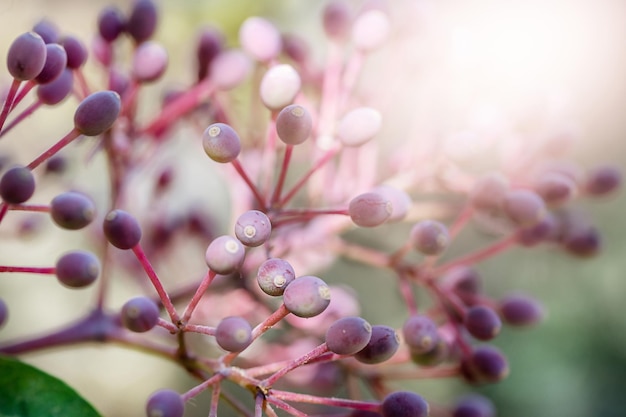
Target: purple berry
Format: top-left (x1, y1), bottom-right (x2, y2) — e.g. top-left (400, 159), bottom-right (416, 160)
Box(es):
top-left (461, 345), bottom-right (509, 384)
top-left (235, 210), bottom-right (272, 247)
top-left (410, 220), bottom-right (450, 256)
top-left (202, 123), bottom-right (241, 163)
top-left (516, 213), bottom-right (558, 247)
top-left (469, 173), bottom-right (508, 212)
top-left (452, 394), bottom-right (495, 417)
top-left (132, 41), bottom-right (168, 83)
top-left (348, 192), bottom-right (392, 227)
top-left (0, 165), bottom-right (35, 204)
top-left (276, 104), bottom-right (312, 145)
top-left (98, 6), bottom-right (126, 42)
top-left (127, 0), bottom-right (158, 44)
top-left (0, 298), bottom-right (8, 329)
top-left (533, 172), bottom-right (577, 207)
top-left (256, 258), bottom-right (296, 296)
top-left (381, 391), bottom-right (429, 417)
top-left (325, 316), bottom-right (372, 355)
top-left (355, 325), bottom-right (400, 364)
top-left (502, 189), bottom-right (546, 227)
top-left (60, 36), bottom-right (88, 69)
top-left (499, 294), bottom-right (544, 327)
top-left (464, 305), bottom-right (502, 341)
top-left (103, 209), bottom-right (142, 249)
top-left (442, 266), bottom-right (482, 305)
top-left (402, 315), bottom-right (440, 354)
top-left (121, 296), bottom-right (160, 332)
top-left (7, 32), bottom-right (47, 81)
top-left (34, 43), bottom-right (67, 85)
top-left (50, 191), bottom-right (96, 230)
top-left (323, 1), bottom-right (352, 40)
top-left (55, 250), bottom-right (100, 288)
top-left (204, 235), bottom-right (245, 274)
top-left (74, 90), bottom-right (121, 136)
top-left (215, 316), bottom-right (252, 352)
top-left (196, 27), bottom-right (223, 81)
top-left (584, 165), bottom-right (622, 196)
top-left (283, 275), bottom-right (331, 318)
top-left (37, 68), bottom-right (74, 105)
top-left (32, 19), bottom-right (59, 44)
top-left (146, 389), bottom-right (184, 417)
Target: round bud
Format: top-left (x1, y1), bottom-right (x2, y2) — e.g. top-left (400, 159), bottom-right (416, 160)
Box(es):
top-left (323, 1), bottom-right (352, 40)
top-left (259, 64), bottom-right (301, 110)
top-left (402, 315), bottom-right (440, 354)
top-left (146, 389), bottom-right (184, 417)
top-left (0, 165), bottom-right (35, 204)
top-left (239, 17), bottom-right (282, 62)
top-left (127, 0), bottom-right (158, 44)
top-left (502, 189), bottom-right (546, 227)
top-left (354, 325), bottom-right (400, 364)
top-left (103, 209), bottom-right (142, 249)
top-left (325, 316), bottom-right (372, 355)
top-left (98, 6), bottom-right (126, 42)
top-left (452, 394), bottom-right (495, 417)
top-left (60, 36), bottom-right (88, 69)
top-left (121, 296), bottom-right (160, 332)
top-left (336, 107), bottom-right (382, 147)
top-left (74, 90), bottom-right (121, 136)
top-left (132, 41), bottom-right (168, 83)
top-left (235, 210), bottom-right (272, 247)
top-left (34, 43), bottom-right (67, 85)
top-left (50, 191), bottom-right (96, 230)
top-left (370, 185), bottom-right (411, 222)
top-left (55, 250), bottom-right (100, 288)
top-left (7, 32), bottom-right (47, 81)
top-left (348, 192), bottom-right (392, 227)
top-left (381, 391), bottom-right (429, 417)
top-left (202, 123), bottom-right (241, 163)
top-left (210, 49), bottom-right (251, 90)
top-left (256, 258), bottom-right (296, 296)
top-left (205, 235), bottom-right (245, 274)
top-left (533, 172), bottom-right (577, 207)
top-left (276, 104), bottom-right (312, 145)
top-left (499, 294), bottom-right (544, 327)
top-left (584, 165), bottom-right (622, 196)
top-left (283, 275), bottom-right (331, 318)
top-left (215, 316), bottom-right (252, 352)
top-left (409, 220), bottom-right (449, 256)
top-left (464, 305), bottom-right (502, 341)
top-left (32, 19), bottom-right (59, 44)
top-left (351, 9), bottom-right (390, 52)
top-left (37, 69), bottom-right (74, 105)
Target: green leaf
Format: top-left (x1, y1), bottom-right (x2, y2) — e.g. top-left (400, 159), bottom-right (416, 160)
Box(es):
top-left (0, 355), bottom-right (102, 417)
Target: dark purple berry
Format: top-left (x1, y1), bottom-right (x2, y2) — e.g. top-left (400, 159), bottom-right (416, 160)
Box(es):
top-left (44, 154), bottom-right (68, 175)
top-left (464, 306), bottom-right (502, 341)
top-left (235, 210), bottom-right (272, 247)
top-left (325, 316), bottom-right (372, 355)
top-left (355, 325), bottom-right (400, 364)
top-left (561, 222), bottom-right (601, 258)
top-left (74, 90), bottom-right (121, 136)
top-left (60, 36), bottom-right (88, 69)
top-left (381, 391), bottom-right (429, 417)
top-left (348, 192), bottom-right (392, 227)
top-left (127, 0), bottom-right (158, 44)
top-left (34, 43), bottom-right (67, 85)
top-left (276, 104), bottom-right (313, 145)
top-left (98, 6), bottom-right (126, 42)
top-left (452, 394), bottom-right (495, 417)
top-left (442, 267), bottom-right (482, 306)
top-left (584, 165), bottom-right (622, 196)
top-left (256, 258), bottom-right (296, 296)
top-left (146, 389), bottom-right (184, 417)
top-left (410, 220), bottom-right (450, 256)
top-left (103, 209), bottom-right (142, 249)
top-left (323, 1), bottom-right (352, 40)
top-left (32, 19), bottom-right (59, 44)
top-left (402, 315), bottom-right (440, 354)
top-left (37, 68), bottom-right (74, 105)
top-left (215, 316), bottom-right (252, 352)
top-left (55, 250), bottom-right (100, 288)
top-left (121, 296), bottom-right (160, 332)
top-left (202, 123), bottom-right (241, 163)
top-left (196, 27), bottom-right (223, 81)
top-left (0, 298), bottom-right (8, 329)
top-left (533, 172), bottom-right (576, 207)
top-left (516, 212), bottom-right (558, 247)
top-left (281, 33), bottom-right (309, 64)
top-left (204, 235), bottom-right (245, 274)
top-left (499, 294), bottom-right (544, 327)
top-left (0, 165), bottom-right (35, 204)
top-left (461, 345), bottom-right (509, 384)
top-left (283, 275), bottom-right (331, 318)
top-left (7, 32), bottom-right (47, 81)
top-left (50, 191), bottom-right (96, 230)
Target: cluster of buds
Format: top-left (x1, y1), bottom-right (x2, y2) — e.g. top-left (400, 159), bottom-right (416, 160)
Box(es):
top-left (0, 1), bottom-right (621, 417)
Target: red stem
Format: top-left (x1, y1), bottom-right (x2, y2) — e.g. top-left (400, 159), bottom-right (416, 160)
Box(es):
top-left (269, 390), bottom-right (380, 412)
top-left (0, 79), bottom-right (21, 132)
top-left (27, 128), bottom-right (82, 170)
top-left (270, 145), bottom-right (293, 206)
top-left (181, 269), bottom-right (217, 323)
top-left (262, 343), bottom-right (329, 387)
top-left (231, 159), bottom-right (267, 209)
top-left (6, 203), bottom-right (49, 213)
top-left (0, 100), bottom-right (42, 138)
top-left (0, 266), bottom-right (55, 274)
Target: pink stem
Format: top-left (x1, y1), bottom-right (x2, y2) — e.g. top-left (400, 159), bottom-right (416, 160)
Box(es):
top-left (270, 144), bottom-right (293, 206)
top-left (182, 323), bottom-right (216, 336)
top-left (262, 343), bottom-right (329, 387)
top-left (73, 68), bottom-right (90, 100)
top-left (131, 244), bottom-right (180, 324)
top-left (181, 269), bottom-right (217, 323)
top-left (209, 382), bottom-right (221, 417)
top-left (157, 318), bottom-right (179, 333)
top-left (6, 203), bottom-right (49, 213)
top-left (0, 79), bottom-right (21, 132)
top-left (27, 128), bottom-right (81, 170)
top-left (0, 266), bottom-right (55, 274)
top-left (269, 390), bottom-right (380, 412)
top-left (10, 80), bottom-right (36, 111)
top-left (181, 373), bottom-right (223, 402)
top-left (231, 159), bottom-right (267, 209)
top-left (265, 397), bottom-right (307, 417)
top-left (0, 99), bottom-right (42, 139)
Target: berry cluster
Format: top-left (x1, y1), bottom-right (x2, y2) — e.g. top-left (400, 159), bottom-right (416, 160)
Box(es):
top-left (0, 1), bottom-right (621, 417)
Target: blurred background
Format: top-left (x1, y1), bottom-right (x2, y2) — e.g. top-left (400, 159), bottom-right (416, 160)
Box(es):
top-left (0, 0), bottom-right (626, 416)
